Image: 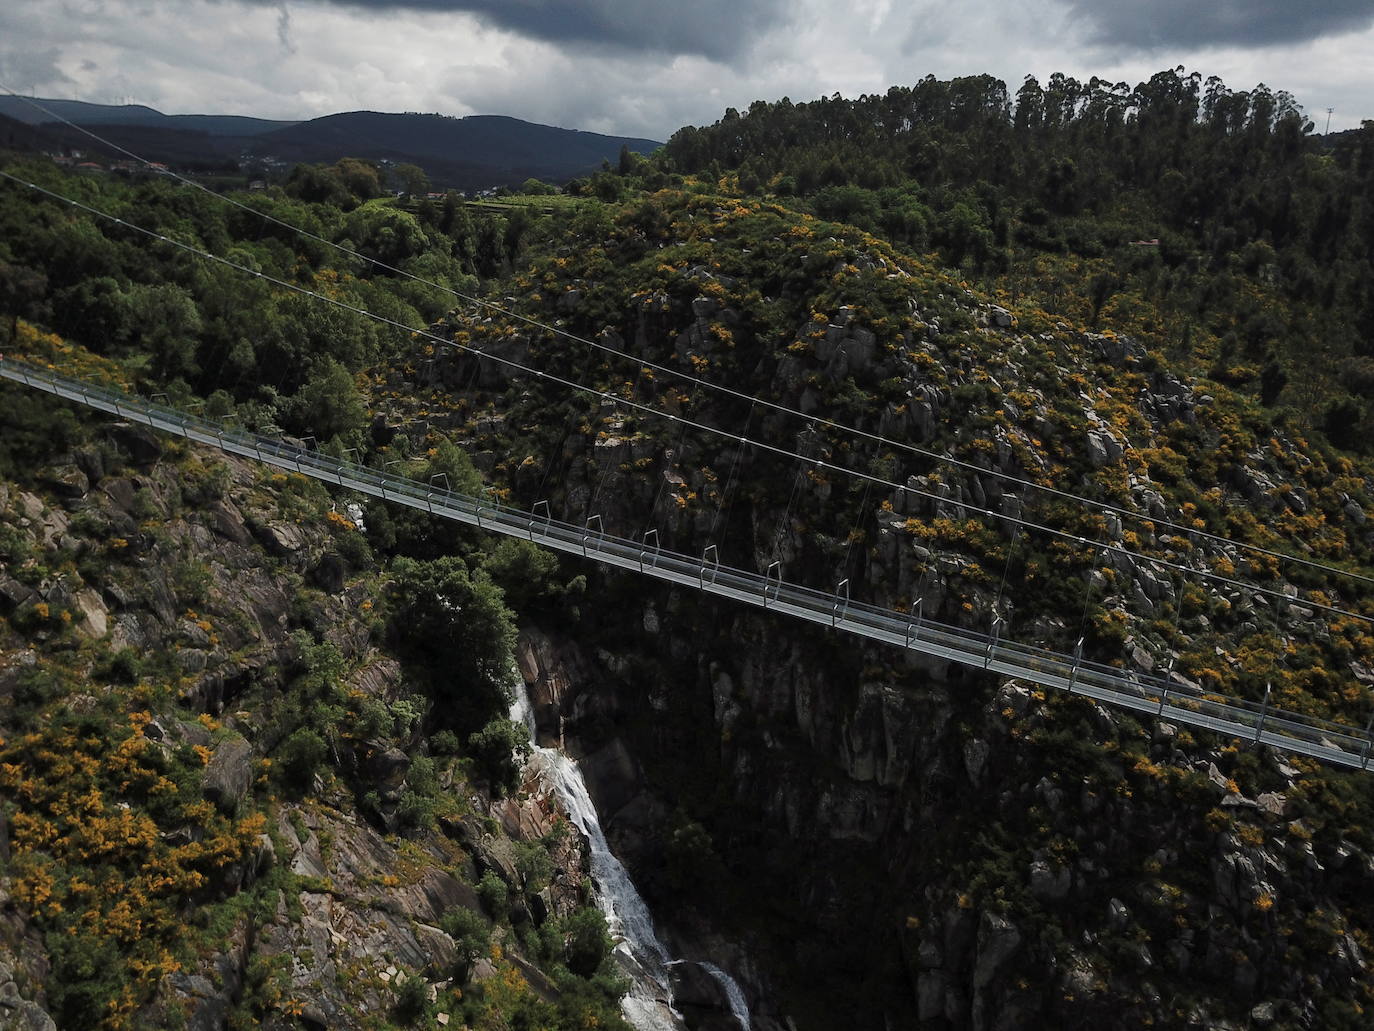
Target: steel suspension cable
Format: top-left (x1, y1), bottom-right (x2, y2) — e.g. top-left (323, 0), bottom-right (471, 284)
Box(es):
top-left (5, 84), bottom-right (1366, 593)
top-left (4, 168), bottom-right (1370, 629)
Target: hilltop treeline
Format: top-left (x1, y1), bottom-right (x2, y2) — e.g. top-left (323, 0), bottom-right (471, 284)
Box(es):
top-left (663, 69), bottom-right (1374, 446)
top-left (0, 160), bottom-right (567, 450)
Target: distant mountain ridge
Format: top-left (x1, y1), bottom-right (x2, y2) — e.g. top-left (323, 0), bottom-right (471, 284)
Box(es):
top-left (0, 96), bottom-right (298, 136)
top-left (255, 110), bottom-right (662, 181)
top-left (0, 96), bottom-right (662, 189)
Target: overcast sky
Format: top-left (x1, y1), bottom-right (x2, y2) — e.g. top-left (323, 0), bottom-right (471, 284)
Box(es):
top-left (1, 0), bottom-right (1371, 139)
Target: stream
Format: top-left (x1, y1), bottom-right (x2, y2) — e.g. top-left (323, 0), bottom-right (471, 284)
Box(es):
top-left (510, 680), bottom-right (751, 1031)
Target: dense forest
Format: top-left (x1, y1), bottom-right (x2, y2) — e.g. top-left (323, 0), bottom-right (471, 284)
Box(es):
top-left (3, 67), bottom-right (1374, 1031)
top-left (664, 69), bottom-right (1374, 447)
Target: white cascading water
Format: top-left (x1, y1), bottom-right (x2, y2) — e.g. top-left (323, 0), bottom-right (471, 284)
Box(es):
top-left (699, 961), bottom-right (752, 1030)
top-left (509, 679), bottom-right (751, 1031)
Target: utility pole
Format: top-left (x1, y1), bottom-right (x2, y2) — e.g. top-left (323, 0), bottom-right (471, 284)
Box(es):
top-left (1326, 108), bottom-right (1334, 135)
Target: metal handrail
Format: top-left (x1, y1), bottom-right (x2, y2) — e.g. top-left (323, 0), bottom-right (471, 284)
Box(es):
top-left (4, 356), bottom-right (1372, 771)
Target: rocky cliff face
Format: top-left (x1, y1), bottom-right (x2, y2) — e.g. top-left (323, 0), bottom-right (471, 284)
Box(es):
top-left (389, 195), bottom-right (1374, 1029)
top-left (6, 189), bottom-right (1374, 1031)
top-left (518, 591), bottom-right (1374, 1030)
top-left (0, 414), bottom-right (631, 1030)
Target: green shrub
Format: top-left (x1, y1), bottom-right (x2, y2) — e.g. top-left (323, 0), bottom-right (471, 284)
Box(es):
top-left (392, 971), bottom-right (431, 1025)
top-left (562, 907), bottom-right (612, 978)
top-left (93, 647), bottom-right (142, 685)
top-left (278, 728), bottom-right (328, 786)
top-left (396, 790), bottom-right (436, 832)
top-left (439, 906), bottom-right (490, 982)
top-left (476, 869), bottom-right (508, 919)
top-left (466, 718), bottom-right (531, 795)
top-left (407, 754), bottom-right (438, 796)
top-left (430, 730), bottom-right (462, 756)
top-left (334, 526), bottom-right (373, 568)
top-left (43, 928), bottom-right (125, 1028)
top-left (513, 840), bottom-right (553, 896)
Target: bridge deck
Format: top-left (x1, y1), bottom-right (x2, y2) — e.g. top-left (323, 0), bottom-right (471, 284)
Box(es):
top-left (3, 358), bottom-right (1370, 772)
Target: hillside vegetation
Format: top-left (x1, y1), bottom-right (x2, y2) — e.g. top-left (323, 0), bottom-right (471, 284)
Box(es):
top-left (2, 67), bottom-right (1374, 1030)
top-left (665, 70), bottom-right (1374, 446)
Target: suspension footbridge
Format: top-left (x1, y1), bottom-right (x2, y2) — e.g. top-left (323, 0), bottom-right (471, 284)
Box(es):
top-left (4, 357), bottom-right (1372, 771)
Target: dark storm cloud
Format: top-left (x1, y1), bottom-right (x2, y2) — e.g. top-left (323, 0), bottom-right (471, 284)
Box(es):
top-left (0, 45), bottom-right (72, 91)
top-left (1058, 0), bottom-right (1374, 49)
top-left (254, 0), bottom-right (788, 59)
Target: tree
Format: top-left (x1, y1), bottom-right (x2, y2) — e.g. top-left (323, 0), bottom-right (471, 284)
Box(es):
top-left (467, 718), bottom-right (531, 795)
top-left (476, 869), bottom-right (508, 919)
top-left (440, 907), bottom-right (491, 982)
top-left (502, 207), bottom-right (533, 262)
top-left (130, 282), bottom-right (203, 381)
top-left (390, 556), bottom-right (516, 729)
top-left (278, 728), bottom-right (328, 788)
top-left (393, 163), bottom-right (430, 197)
top-left (343, 206), bottom-right (432, 267)
top-left (512, 840), bottom-right (553, 895)
top-left (813, 185), bottom-right (880, 228)
top-left (284, 163), bottom-right (352, 207)
top-left (293, 358), bottom-right (366, 443)
top-left (474, 218), bottom-right (505, 277)
top-left (333, 158), bottom-right (384, 201)
top-left (481, 537), bottom-right (563, 611)
top-left (563, 907), bottom-right (612, 978)
top-left (0, 263), bottom-right (47, 343)
top-left (425, 439), bottom-right (484, 497)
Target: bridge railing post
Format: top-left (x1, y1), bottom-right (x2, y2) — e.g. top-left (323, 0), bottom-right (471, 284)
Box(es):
top-left (1359, 710), bottom-right (1374, 771)
top-left (985, 616), bottom-right (1003, 670)
top-left (380, 459), bottom-right (402, 501)
top-left (1068, 637), bottom-right (1084, 694)
top-left (583, 514), bottom-right (603, 558)
top-left (289, 436), bottom-right (311, 476)
top-left (480, 485), bottom-right (500, 528)
top-left (905, 597), bottom-right (924, 650)
top-left (1156, 657), bottom-right (1175, 717)
top-left (529, 500), bottom-right (550, 542)
top-left (764, 561), bottom-right (781, 609)
top-left (700, 545), bottom-right (719, 591)
top-left (639, 528), bottom-right (659, 573)
top-left (429, 472), bottom-right (450, 516)
top-left (832, 578), bottom-right (850, 627)
top-left (1253, 681), bottom-right (1272, 746)
top-left (73, 376), bottom-right (93, 412)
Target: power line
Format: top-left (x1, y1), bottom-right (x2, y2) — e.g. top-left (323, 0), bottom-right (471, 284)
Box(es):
top-left (5, 83), bottom-right (1370, 595)
top-left (3, 168), bottom-right (1371, 632)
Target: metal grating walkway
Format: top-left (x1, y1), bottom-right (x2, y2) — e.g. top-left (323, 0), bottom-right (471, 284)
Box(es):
top-left (4, 357), bottom-right (1371, 771)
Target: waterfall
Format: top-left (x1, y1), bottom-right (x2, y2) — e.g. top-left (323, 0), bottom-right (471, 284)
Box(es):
top-left (509, 678), bottom-right (751, 1031)
top-left (700, 961), bottom-right (752, 1030)
top-left (534, 747), bottom-right (680, 1031)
